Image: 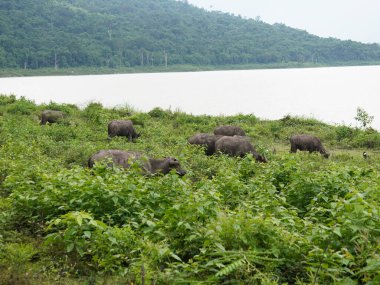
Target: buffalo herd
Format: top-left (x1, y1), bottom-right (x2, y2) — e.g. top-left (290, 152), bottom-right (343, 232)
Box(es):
top-left (41, 109), bottom-right (333, 175)
top-left (189, 125), bottom-right (329, 161)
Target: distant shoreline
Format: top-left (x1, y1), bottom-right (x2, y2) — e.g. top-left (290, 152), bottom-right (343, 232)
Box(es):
top-left (1, 61), bottom-right (380, 78)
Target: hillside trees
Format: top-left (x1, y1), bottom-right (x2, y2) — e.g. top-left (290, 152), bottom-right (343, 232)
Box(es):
top-left (0, 0), bottom-right (379, 69)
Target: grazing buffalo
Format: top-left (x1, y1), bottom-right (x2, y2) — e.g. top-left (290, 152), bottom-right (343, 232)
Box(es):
top-left (290, 134), bottom-right (330, 158)
top-left (88, 149), bottom-right (186, 176)
top-left (108, 120), bottom-right (140, 141)
top-left (232, 135), bottom-right (251, 141)
top-left (214, 125), bottom-right (246, 136)
top-left (188, 133), bottom-right (223, 155)
top-left (40, 110), bottom-right (64, 125)
top-left (215, 136), bottom-right (267, 162)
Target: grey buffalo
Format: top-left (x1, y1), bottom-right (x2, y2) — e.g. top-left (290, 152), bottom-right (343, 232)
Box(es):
top-left (214, 125), bottom-right (246, 136)
top-left (290, 134), bottom-right (330, 158)
top-left (88, 149), bottom-right (186, 176)
top-left (108, 120), bottom-right (140, 141)
top-left (40, 110), bottom-right (64, 125)
top-left (215, 136), bottom-right (267, 162)
top-left (188, 133), bottom-right (223, 155)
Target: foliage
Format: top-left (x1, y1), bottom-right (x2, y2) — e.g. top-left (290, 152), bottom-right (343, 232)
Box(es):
top-left (0, 0), bottom-right (380, 71)
top-left (355, 107), bottom-right (375, 130)
top-left (45, 211), bottom-right (139, 275)
top-left (5, 96), bottom-right (37, 115)
top-left (0, 95), bottom-right (379, 283)
top-left (336, 125), bottom-right (355, 142)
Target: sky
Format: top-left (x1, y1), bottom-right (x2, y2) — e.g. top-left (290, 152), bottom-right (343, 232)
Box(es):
top-left (186, 0), bottom-right (380, 44)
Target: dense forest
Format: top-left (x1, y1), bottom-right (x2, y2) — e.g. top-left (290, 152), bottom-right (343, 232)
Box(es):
top-left (1, 0), bottom-right (380, 70)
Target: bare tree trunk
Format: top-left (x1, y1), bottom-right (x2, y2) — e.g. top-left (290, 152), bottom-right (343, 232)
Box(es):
top-left (54, 51), bottom-right (58, 70)
top-left (107, 28), bottom-right (112, 40)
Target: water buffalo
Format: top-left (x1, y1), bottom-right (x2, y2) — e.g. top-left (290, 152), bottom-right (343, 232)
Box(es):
top-left (214, 125), bottom-right (246, 136)
top-left (215, 136), bottom-right (267, 162)
top-left (290, 134), bottom-right (330, 158)
top-left (88, 149), bottom-right (186, 176)
top-left (188, 133), bottom-right (223, 155)
top-left (40, 110), bottom-right (64, 125)
top-left (108, 120), bottom-right (140, 141)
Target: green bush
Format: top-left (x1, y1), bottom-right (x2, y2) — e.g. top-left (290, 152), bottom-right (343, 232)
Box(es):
top-left (45, 211), bottom-right (139, 275)
top-left (280, 114), bottom-right (326, 127)
top-left (6, 96), bottom-right (36, 115)
top-left (336, 125), bottom-right (355, 141)
top-left (82, 102), bottom-right (108, 124)
top-left (0, 94), bottom-right (17, 105)
top-left (128, 113), bottom-right (150, 126)
top-left (148, 107), bottom-right (171, 118)
top-left (352, 131), bottom-right (380, 148)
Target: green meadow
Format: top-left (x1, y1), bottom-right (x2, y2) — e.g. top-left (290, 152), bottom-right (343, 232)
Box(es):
top-left (0, 95), bottom-right (379, 284)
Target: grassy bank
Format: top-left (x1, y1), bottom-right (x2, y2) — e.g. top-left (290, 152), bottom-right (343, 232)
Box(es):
top-left (1, 61), bottom-right (380, 77)
top-left (0, 95), bottom-right (379, 284)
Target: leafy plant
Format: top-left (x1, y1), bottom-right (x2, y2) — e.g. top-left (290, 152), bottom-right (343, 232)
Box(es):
top-left (355, 107), bottom-right (374, 130)
top-left (45, 211), bottom-right (139, 275)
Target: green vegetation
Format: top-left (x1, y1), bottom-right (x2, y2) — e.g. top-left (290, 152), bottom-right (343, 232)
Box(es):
top-left (1, 0), bottom-right (380, 73)
top-left (355, 107), bottom-right (375, 130)
top-left (0, 95), bottom-right (380, 284)
top-left (2, 61), bottom-right (380, 78)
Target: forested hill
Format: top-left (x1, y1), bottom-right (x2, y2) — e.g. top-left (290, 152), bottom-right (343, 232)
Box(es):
top-left (1, 0), bottom-right (380, 70)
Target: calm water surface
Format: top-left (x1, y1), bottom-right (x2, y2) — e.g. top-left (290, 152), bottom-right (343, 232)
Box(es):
top-left (0, 66), bottom-right (379, 129)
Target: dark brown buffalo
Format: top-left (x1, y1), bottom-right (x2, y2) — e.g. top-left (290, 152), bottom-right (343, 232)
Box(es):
top-left (215, 136), bottom-right (267, 162)
top-left (88, 149), bottom-right (186, 176)
top-left (232, 135), bottom-right (251, 141)
top-left (188, 133), bottom-right (223, 155)
top-left (40, 110), bottom-right (64, 125)
top-left (290, 134), bottom-right (329, 158)
top-left (214, 125), bottom-right (246, 136)
top-left (108, 120), bottom-right (140, 141)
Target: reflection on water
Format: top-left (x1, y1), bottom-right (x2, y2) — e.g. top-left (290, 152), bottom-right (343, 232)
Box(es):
top-left (0, 66), bottom-right (379, 129)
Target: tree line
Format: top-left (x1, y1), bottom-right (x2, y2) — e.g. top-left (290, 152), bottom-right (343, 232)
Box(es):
top-left (0, 0), bottom-right (380, 69)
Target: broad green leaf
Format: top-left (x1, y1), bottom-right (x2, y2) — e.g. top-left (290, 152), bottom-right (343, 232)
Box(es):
top-left (66, 243), bottom-right (74, 253)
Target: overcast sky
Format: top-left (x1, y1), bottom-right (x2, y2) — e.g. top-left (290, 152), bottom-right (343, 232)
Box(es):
top-left (186, 0), bottom-right (380, 44)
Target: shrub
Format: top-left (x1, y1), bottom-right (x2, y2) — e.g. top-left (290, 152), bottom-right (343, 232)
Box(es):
top-left (222, 113), bottom-right (258, 125)
top-left (44, 211), bottom-right (139, 275)
top-left (82, 102), bottom-right (107, 124)
top-left (148, 107), bottom-right (171, 118)
top-left (336, 125), bottom-right (355, 141)
top-left (128, 113), bottom-right (150, 126)
top-left (280, 114), bottom-right (326, 127)
top-left (6, 96), bottom-right (36, 115)
top-left (40, 101), bottom-right (79, 115)
top-left (0, 94), bottom-right (17, 106)
top-left (352, 131), bottom-right (380, 148)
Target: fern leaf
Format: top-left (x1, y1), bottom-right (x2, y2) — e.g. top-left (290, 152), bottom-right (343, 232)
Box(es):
top-left (216, 258), bottom-right (246, 277)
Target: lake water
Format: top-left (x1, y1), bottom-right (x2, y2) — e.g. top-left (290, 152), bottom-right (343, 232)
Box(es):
top-left (0, 66), bottom-right (379, 130)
